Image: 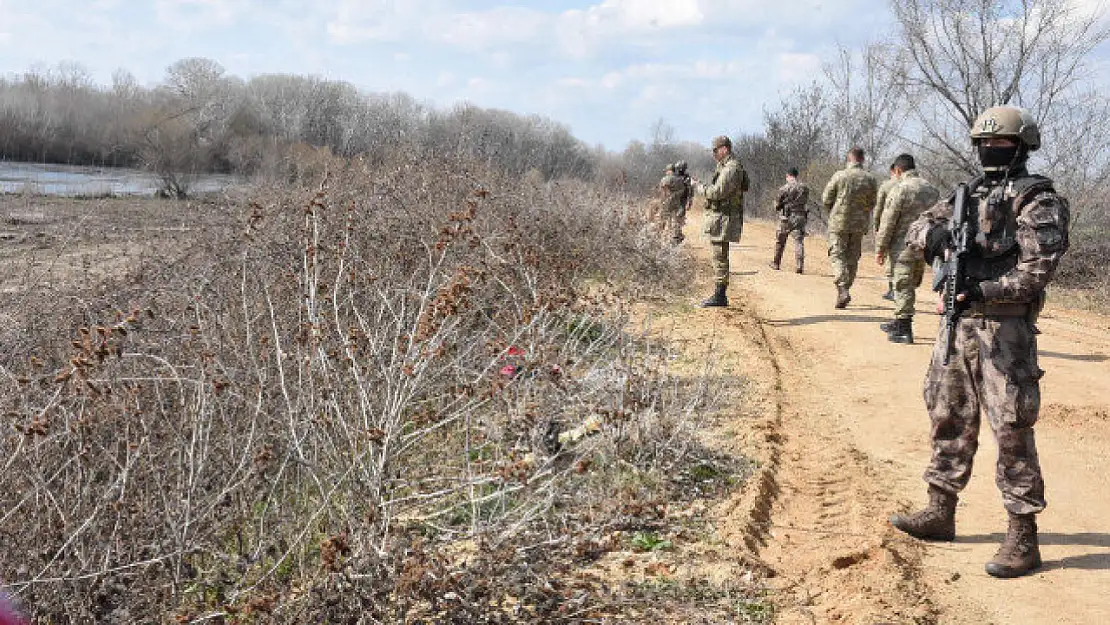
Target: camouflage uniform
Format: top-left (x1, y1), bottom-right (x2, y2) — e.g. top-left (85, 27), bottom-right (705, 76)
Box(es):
top-left (822, 162), bottom-right (878, 290)
top-left (700, 154), bottom-right (748, 287)
top-left (876, 170), bottom-right (939, 320)
top-left (657, 172), bottom-right (687, 243)
top-left (906, 169), bottom-right (1070, 515)
top-left (874, 176), bottom-right (900, 287)
top-left (772, 179), bottom-right (810, 272)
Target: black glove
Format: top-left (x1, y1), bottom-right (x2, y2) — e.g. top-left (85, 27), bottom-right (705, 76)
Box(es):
top-left (961, 281), bottom-right (984, 303)
top-left (923, 226), bottom-right (951, 265)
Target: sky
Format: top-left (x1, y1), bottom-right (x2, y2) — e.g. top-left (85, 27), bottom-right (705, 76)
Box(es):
top-left (1, 1), bottom-right (909, 149)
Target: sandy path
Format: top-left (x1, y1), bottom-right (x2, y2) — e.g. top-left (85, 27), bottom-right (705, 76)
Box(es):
top-left (682, 216), bottom-right (1110, 624)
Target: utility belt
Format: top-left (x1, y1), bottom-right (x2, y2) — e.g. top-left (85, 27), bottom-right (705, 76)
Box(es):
top-left (965, 302), bottom-right (1030, 318)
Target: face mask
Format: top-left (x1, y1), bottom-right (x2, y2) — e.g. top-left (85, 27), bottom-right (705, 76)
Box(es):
top-left (978, 144), bottom-right (1021, 170)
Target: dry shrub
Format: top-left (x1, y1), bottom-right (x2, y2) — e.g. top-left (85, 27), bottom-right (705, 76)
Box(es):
top-left (0, 154), bottom-right (728, 622)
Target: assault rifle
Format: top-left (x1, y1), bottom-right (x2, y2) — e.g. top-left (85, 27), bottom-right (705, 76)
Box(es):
top-left (931, 183), bottom-right (974, 365)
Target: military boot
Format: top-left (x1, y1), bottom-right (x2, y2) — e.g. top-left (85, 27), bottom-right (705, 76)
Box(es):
top-left (879, 319), bottom-right (897, 333)
top-left (768, 262), bottom-right (781, 270)
top-left (889, 486), bottom-right (957, 541)
top-left (887, 318), bottom-right (913, 344)
top-left (700, 284), bottom-right (728, 308)
top-left (985, 513), bottom-right (1042, 578)
top-left (834, 286), bottom-right (851, 309)
top-left (882, 283), bottom-right (896, 301)
top-left (795, 261), bottom-right (803, 274)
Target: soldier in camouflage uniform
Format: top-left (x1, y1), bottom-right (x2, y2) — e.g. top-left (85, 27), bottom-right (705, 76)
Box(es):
top-left (874, 164), bottom-right (899, 300)
top-left (875, 154), bottom-right (939, 344)
top-left (889, 106), bottom-right (1070, 579)
top-left (822, 146), bottom-right (878, 308)
top-left (769, 167), bottom-right (810, 273)
top-left (657, 164), bottom-right (686, 244)
top-left (693, 135), bottom-right (748, 307)
top-left (672, 160), bottom-right (694, 243)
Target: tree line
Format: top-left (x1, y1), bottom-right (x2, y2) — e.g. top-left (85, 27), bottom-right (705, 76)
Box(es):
top-left (0, 58), bottom-right (711, 197)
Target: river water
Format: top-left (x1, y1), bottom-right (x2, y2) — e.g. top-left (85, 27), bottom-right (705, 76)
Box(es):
top-left (0, 162), bottom-right (237, 196)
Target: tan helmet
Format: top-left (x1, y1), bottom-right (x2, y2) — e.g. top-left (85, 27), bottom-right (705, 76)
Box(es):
top-left (970, 106), bottom-right (1040, 151)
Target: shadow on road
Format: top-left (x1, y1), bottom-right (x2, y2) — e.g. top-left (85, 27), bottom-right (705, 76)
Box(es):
top-left (957, 532), bottom-right (1110, 571)
top-left (1039, 350), bottom-right (1109, 363)
top-left (764, 314), bottom-right (889, 327)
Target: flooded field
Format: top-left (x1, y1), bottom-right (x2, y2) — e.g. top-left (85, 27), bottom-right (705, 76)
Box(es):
top-left (0, 161), bottom-right (236, 196)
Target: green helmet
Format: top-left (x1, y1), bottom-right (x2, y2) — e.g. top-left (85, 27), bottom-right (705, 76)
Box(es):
top-left (970, 106), bottom-right (1040, 151)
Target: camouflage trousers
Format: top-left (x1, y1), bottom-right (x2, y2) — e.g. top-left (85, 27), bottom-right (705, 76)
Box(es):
top-left (892, 256), bottom-right (925, 319)
top-left (773, 214), bottom-right (806, 270)
top-left (884, 251), bottom-right (895, 286)
top-left (828, 230), bottom-right (864, 289)
top-left (710, 242), bottom-right (730, 287)
top-left (923, 316), bottom-right (1046, 515)
top-left (661, 208), bottom-right (686, 243)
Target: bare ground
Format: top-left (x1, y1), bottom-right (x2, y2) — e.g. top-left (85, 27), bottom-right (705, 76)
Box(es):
top-left (651, 212), bottom-right (1110, 624)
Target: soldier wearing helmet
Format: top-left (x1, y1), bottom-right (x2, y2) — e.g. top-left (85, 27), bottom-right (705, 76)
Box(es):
top-left (890, 106), bottom-right (1071, 579)
top-left (656, 163), bottom-right (687, 245)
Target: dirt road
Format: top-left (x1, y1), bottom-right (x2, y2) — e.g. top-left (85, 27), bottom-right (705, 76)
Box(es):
top-left (681, 217), bottom-right (1110, 624)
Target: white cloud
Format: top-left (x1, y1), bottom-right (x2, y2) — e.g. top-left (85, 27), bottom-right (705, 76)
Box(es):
top-left (155, 0), bottom-right (249, 31)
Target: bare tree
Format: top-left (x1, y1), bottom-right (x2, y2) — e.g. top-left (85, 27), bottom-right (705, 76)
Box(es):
top-left (824, 43), bottom-right (905, 166)
top-left (890, 0), bottom-right (1110, 173)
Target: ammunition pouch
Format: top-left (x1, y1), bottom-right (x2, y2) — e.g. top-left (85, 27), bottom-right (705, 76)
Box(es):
top-left (966, 302), bottom-right (1031, 318)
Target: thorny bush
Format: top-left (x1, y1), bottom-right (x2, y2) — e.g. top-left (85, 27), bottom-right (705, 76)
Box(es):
top-left (0, 155), bottom-right (732, 622)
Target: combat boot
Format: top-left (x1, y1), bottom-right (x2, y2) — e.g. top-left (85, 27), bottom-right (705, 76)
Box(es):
top-left (700, 284), bottom-right (728, 308)
top-left (887, 318), bottom-right (913, 344)
top-left (882, 284), bottom-right (895, 301)
top-left (889, 485), bottom-right (956, 541)
top-left (834, 286), bottom-right (851, 309)
top-left (985, 513), bottom-right (1042, 578)
top-left (768, 262), bottom-right (781, 270)
top-left (795, 262), bottom-right (803, 274)
top-left (879, 319), bottom-right (897, 333)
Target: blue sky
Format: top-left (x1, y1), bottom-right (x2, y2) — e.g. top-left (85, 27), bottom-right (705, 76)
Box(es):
top-left (3, 1), bottom-right (909, 148)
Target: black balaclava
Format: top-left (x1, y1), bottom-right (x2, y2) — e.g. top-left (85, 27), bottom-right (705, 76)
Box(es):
top-left (977, 142), bottom-right (1027, 180)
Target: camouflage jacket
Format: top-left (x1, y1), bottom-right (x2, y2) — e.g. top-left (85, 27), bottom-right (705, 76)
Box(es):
top-left (658, 173), bottom-right (685, 212)
top-left (774, 180), bottom-right (810, 217)
top-left (906, 170), bottom-right (1070, 304)
top-left (698, 154), bottom-right (747, 243)
top-left (872, 177), bottom-right (899, 233)
top-left (822, 162), bottom-right (878, 234)
top-left (876, 170), bottom-right (939, 259)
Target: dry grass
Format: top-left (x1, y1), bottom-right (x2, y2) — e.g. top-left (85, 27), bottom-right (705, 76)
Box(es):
top-left (0, 156), bottom-right (769, 622)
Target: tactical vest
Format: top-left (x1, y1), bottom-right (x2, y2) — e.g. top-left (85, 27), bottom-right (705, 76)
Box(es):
top-left (963, 174), bottom-right (1055, 284)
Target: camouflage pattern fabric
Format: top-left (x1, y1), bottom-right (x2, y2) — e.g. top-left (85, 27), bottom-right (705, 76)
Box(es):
top-left (892, 257), bottom-right (925, 319)
top-left (700, 154), bottom-right (746, 244)
top-left (873, 176), bottom-right (899, 234)
top-left (923, 316), bottom-right (1045, 514)
top-left (657, 173), bottom-right (688, 243)
top-left (822, 162), bottom-right (878, 235)
top-left (908, 171), bottom-right (1070, 516)
top-left (774, 180), bottom-right (810, 216)
top-left (710, 242), bottom-right (730, 287)
top-left (878, 170), bottom-right (939, 317)
top-left (876, 170), bottom-right (940, 260)
top-left (773, 214), bottom-right (807, 271)
top-left (827, 232), bottom-right (864, 289)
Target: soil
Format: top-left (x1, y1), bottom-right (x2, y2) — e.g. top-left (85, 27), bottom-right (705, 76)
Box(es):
top-left (656, 212), bottom-right (1110, 624)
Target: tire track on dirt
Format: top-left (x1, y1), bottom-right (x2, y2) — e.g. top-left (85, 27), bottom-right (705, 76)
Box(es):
top-left (727, 295), bottom-right (941, 625)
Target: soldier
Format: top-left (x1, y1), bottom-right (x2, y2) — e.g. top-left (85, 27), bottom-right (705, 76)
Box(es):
top-left (769, 167), bottom-right (810, 273)
top-left (889, 106), bottom-right (1070, 579)
top-left (874, 164), bottom-right (900, 300)
top-left (672, 160), bottom-right (694, 243)
top-left (875, 154), bottom-right (939, 344)
top-left (692, 135), bottom-right (748, 307)
top-left (656, 164), bottom-right (685, 243)
top-left (822, 146), bottom-right (878, 308)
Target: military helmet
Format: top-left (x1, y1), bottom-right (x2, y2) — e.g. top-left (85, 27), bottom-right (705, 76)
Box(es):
top-left (970, 106), bottom-right (1040, 151)
top-left (674, 160), bottom-right (688, 174)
